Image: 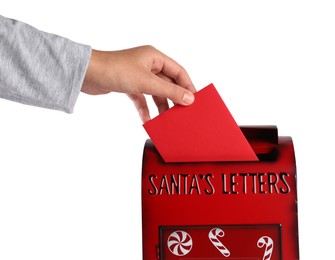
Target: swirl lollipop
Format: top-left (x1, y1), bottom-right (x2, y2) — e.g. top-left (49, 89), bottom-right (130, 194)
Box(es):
top-left (167, 230), bottom-right (193, 256)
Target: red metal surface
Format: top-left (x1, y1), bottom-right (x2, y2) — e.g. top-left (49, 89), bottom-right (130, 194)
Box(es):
top-left (142, 126), bottom-right (299, 260)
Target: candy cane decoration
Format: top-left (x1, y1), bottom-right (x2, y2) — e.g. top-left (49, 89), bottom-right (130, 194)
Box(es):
top-left (257, 236), bottom-right (274, 260)
top-left (167, 230), bottom-right (193, 256)
top-left (208, 228), bottom-right (230, 257)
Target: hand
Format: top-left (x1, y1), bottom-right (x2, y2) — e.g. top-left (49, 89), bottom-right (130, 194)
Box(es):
top-left (81, 45), bottom-right (196, 123)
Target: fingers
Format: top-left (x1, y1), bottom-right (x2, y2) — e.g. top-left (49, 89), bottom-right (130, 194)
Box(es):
top-left (148, 48), bottom-right (196, 106)
top-left (152, 95), bottom-right (169, 114)
top-left (98, 46), bottom-right (197, 123)
top-left (152, 48), bottom-right (197, 93)
top-left (162, 62), bottom-right (196, 94)
top-left (141, 72), bottom-right (195, 106)
top-left (128, 68), bottom-right (194, 123)
top-left (127, 94), bottom-right (151, 123)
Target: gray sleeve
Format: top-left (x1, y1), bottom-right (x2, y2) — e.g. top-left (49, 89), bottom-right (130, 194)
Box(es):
top-left (0, 15), bottom-right (92, 113)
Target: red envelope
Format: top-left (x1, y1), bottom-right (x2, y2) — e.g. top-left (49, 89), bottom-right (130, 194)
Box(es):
top-left (143, 83), bottom-right (258, 162)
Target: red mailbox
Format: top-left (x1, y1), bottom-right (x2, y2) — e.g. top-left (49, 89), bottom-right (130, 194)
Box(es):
top-left (142, 126), bottom-right (299, 259)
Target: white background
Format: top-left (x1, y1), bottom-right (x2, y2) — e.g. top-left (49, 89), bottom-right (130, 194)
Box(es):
top-left (1, 0), bottom-right (334, 259)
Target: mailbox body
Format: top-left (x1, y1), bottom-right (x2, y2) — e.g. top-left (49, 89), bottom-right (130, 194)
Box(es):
top-left (142, 126), bottom-right (299, 260)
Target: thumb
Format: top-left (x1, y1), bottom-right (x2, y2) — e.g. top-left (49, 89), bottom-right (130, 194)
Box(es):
top-left (179, 90), bottom-right (195, 105)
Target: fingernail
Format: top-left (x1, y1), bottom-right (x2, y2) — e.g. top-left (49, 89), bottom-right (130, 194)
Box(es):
top-left (182, 92), bottom-right (194, 105)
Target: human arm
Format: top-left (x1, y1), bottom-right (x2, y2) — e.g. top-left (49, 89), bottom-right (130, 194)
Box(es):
top-left (0, 15), bottom-right (195, 120)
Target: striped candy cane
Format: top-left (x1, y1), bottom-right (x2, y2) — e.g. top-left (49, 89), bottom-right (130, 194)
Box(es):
top-left (257, 236), bottom-right (273, 260)
top-left (208, 228), bottom-right (230, 257)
